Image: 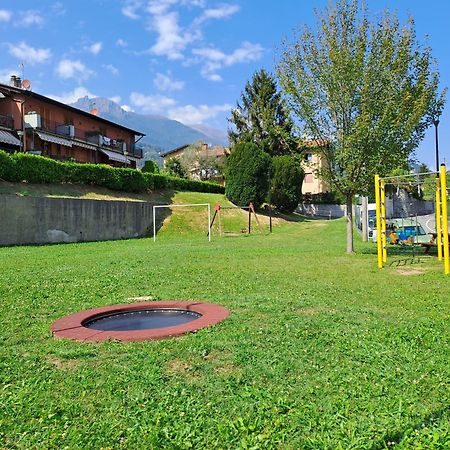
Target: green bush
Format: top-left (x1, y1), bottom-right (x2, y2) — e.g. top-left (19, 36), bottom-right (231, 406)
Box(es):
top-left (0, 151), bottom-right (224, 194)
top-left (0, 150), bottom-right (17, 181)
top-left (142, 160), bottom-right (160, 174)
top-left (225, 142), bottom-right (271, 207)
top-left (12, 152), bottom-right (65, 183)
top-left (270, 156), bottom-right (303, 212)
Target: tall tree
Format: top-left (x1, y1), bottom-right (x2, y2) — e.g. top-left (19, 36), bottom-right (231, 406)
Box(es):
top-left (277, 0), bottom-right (445, 253)
top-left (228, 69), bottom-right (297, 156)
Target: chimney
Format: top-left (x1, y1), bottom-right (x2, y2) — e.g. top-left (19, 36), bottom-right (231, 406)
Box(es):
top-left (15, 77), bottom-right (22, 88)
top-left (10, 75), bottom-right (16, 86)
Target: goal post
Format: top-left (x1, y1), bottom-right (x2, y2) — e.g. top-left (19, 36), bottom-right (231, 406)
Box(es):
top-left (153, 203), bottom-right (211, 242)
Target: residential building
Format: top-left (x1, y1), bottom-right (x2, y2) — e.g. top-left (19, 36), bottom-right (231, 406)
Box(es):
top-left (161, 141), bottom-right (229, 184)
top-left (300, 141), bottom-right (330, 196)
top-left (0, 76), bottom-right (144, 168)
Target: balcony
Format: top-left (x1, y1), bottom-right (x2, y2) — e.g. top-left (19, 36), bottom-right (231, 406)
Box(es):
top-left (0, 114), bottom-right (14, 129)
top-left (32, 117), bottom-right (142, 158)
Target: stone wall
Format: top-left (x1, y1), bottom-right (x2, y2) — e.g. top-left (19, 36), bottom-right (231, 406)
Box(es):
top-left (0, 195), bottom-right (154, 246)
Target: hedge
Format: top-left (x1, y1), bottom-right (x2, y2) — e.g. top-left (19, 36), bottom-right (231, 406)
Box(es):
top-left (0, 150), bottom-right (224, 194)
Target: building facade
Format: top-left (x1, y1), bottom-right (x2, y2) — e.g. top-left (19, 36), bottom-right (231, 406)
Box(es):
top-left (161, 141), bottom-right (229, 184)
top-left (0, 76), bottom-right (144, 168)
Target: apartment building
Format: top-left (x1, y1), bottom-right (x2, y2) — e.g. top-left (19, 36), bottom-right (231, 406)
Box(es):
top-left (0, 76), bottom-right (144, 168)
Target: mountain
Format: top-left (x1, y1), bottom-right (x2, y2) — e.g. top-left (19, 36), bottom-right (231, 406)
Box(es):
top-left (70, 97), bottom-right (228, 154)
top-left (189, 124), bottom-right (228, 145)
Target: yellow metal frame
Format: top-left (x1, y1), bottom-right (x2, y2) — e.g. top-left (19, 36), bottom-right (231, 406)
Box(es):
top-left (374, 164), bottom-right (449, 275)
top-left (435, 177), bottom-right (442, 261)
top-left (440, 165), bottom-right (449, 274)
top-left (375, 174), bottom-right (383, 269)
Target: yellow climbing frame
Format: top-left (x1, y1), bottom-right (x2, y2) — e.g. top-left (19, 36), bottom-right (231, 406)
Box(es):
top-left (374, 164), bottom-right (449, 275)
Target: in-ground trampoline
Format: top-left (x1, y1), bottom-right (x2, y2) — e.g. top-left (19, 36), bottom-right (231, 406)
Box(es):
top-left (52, 301), bottom-right (229, 342)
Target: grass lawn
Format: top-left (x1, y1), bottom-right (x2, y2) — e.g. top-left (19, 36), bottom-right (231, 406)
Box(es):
top-left (0, 191), bottom-right (449, 449)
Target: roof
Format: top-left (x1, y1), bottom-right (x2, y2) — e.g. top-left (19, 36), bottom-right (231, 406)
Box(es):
top-left (0, 83), bottom-right (145, 137)
top-left (160, 144), bottom-right (190, 158)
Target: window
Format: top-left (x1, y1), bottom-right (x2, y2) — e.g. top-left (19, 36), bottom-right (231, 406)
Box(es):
top-left (304, 152), bottom-right (313, 162)
top-left (304, 173), bottom-right (314, 183)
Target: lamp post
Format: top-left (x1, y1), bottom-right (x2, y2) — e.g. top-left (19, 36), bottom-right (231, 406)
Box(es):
top-left (434, 118), bottom-right (440, 172)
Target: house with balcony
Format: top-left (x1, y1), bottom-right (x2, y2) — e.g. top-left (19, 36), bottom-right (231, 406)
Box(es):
top-left (161, 141), bottom-right (229, 184)
top-left (0, 76), bottom-right (144, 168)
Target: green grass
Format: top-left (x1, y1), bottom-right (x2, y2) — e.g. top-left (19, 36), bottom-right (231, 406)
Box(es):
top-left (1, 191), bottom-right (449, 449)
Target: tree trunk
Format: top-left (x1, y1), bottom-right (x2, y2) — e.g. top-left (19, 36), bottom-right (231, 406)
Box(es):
top-left (346, 194), bottom-right (354, 253)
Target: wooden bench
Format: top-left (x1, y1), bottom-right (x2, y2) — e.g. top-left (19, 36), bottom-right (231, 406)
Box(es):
top-left (420, 233), bottom-right (450, 254)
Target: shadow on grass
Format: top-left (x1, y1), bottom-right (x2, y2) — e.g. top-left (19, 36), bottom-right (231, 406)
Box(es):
top-left (370, 405), bottom-right (450, 449)
top-left (152, 190), bottom-right (177, 237)
top-left (257, 206), bottom-right (333, 223)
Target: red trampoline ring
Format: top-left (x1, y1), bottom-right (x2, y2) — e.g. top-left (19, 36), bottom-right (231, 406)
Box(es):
top-left (52, 301), bottom-right (229, 342)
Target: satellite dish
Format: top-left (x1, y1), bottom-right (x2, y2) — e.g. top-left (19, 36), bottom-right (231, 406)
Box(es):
top-left (90, 108), bottom-right (98, 116)
top-left (22, 79), bottom-right (31, 90)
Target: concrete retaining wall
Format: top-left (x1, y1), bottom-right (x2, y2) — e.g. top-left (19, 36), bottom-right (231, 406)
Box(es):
top-left (0, 195), bottom-right (154, 246)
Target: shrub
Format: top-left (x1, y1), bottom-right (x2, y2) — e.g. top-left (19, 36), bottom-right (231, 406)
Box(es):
top-left (225, 141), bottom-right (271, 207)
top-left (12, 153), bottom-right (65, 183)
top-left (142, 160), bottom-right (160, 174)
top-left (164, 158), bottom-right (187, 178)
top-left (0, 150), bottom-right (17, 181)
top-left (0, 151), bottom-right (224, 194)
top-left (270, 156), bottom-right (304, 212)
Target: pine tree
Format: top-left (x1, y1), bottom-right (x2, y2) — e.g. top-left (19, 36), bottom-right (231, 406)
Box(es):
top-left (228, 69), bottom-right (296, 156)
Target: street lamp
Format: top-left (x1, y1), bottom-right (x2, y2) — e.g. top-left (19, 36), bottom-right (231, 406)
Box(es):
top-left (433, 118), bottom-right (440, 172)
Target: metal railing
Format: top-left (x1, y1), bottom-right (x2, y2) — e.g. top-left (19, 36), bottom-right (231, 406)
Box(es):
top-left (0, 114), bottom-right (14, 129)
top-left (37, 118), bottom-right (142, 158)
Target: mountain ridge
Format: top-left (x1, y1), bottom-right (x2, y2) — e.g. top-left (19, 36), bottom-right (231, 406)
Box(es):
top-left (70, 97), bottom-right (228, 153)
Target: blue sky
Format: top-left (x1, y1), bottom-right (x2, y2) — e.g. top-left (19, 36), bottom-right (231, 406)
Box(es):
top-left (0, 0), bottom-right (448, 167)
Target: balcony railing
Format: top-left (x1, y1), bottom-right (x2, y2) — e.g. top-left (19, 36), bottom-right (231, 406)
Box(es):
top-left (0, 114), bottom-right (14, 129)
top-left (35, 117), bottom-right (143, 158)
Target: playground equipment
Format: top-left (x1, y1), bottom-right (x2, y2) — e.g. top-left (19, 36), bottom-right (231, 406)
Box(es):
top-left (374, 164), bottom-right (449, 274)
top-left (209, 203), bottom-right (263, 236)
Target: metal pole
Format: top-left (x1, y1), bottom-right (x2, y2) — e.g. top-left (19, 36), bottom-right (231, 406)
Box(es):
top-left (434, 119), bottom-right (440, 172)
top-left (361, 196), bottom-right (368, 242)
top-left (153, 206), bottom-right (156, 242)
top-left (207, 203), bottom-right (211, 242)
top-left (381, 180), bottom-right (387, 263)
top-left (440, 164), bottom-right (449, 274)
top-left (435, 177), bottom-right (442, 261)
top-left (375, 175), bottom-right (383, 269)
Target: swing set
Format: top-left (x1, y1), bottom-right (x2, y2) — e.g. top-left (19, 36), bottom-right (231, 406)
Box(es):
top-left (374, 164), bottom-right (449, 274)
top-left (209, 202), bottom-right (264, 236)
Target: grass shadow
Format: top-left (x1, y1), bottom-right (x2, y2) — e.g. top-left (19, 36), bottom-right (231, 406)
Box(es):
top-left (370, 405), bottom-right (450, 449)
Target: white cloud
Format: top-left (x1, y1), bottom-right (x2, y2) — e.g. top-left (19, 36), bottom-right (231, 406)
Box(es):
top-left (109, 95), bottom-right (121, 104)
top-left (153, 72), bottom-right (185, 92)
top-left (168, 103), bottom-right (232, 125)
top-left (130, 92), bottom-right (176, 114)
top-left (0, 69), bottom-right (20, 83)
top-left (87, 42), bottom-right (103, 55)
top-left (103, 64), bottom-right (119, 76)
top-left (121, 104), bottom-right (134, 112)
top-left (8, 42), bottom-right (52, 65)
top-left (192, 41), bottom-right (264, 80)
top-left (122, 0), bottom-right (143, 19)
top-left (48, 87), bottom-right (95, 105)
top-left (116, 38), bottom-right (128, 47)
top-left (195, 4), bottom-right (239, 24)
top-left (52, 2), bottom-right (66, 16)
top-left (15, 10), bottom-right (44, 27)
top-left (149, 11), bottom-right (189, 60)
top-left (56, 59), bottom-right (94, 81)
top-left (0, 9), bottom-right (12, 22)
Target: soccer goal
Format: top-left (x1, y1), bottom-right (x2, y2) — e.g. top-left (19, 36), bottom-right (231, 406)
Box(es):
top-left (152, 203), bottom-right (211, 242)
